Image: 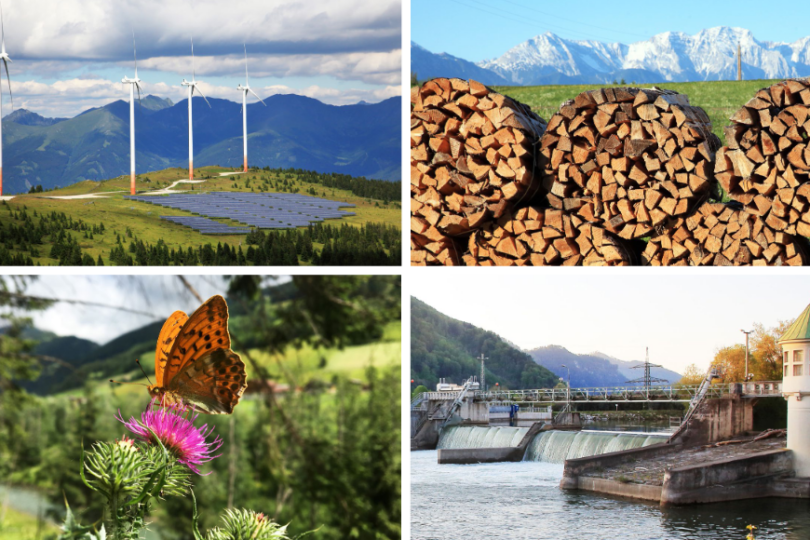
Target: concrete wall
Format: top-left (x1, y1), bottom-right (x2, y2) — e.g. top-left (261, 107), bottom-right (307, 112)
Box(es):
top-left (560, 442), bottom-right (681, 490)
top-left (672, 396), bottom-right (754, 447)
top-left (661, 449), bottom-right (794, 505)
top-left (437, 446), bottom-right (525, 464)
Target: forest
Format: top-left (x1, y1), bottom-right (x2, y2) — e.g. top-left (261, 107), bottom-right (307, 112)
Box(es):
top-left (0, 276), bottom-right (401, 540)
top-left (410, 297), bottom-right (558, 390)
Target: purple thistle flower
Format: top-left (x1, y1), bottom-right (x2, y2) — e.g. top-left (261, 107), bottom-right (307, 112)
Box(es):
top-left (116, 400), bottom-right (223, 475)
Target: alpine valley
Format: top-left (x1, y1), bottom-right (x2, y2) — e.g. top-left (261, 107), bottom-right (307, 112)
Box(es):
top-left (412, 27), bottom-right (810, 86)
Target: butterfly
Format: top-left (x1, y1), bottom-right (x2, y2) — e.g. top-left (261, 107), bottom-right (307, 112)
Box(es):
top-left (147, 295), bottom-right (247, 414)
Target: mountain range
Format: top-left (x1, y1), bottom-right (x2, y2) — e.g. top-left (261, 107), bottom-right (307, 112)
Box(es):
top-left (526, 345), bottom-right (682, 388)
top-left (412, 27), bottom-right (810, 86)
top-left (1, 94), bottom-right (400, 194)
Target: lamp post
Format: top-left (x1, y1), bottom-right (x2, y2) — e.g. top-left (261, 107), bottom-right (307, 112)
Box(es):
top-left (561, 364), bottom-right (570, 406)
top-left (741, 329), bottom-right (752, 382)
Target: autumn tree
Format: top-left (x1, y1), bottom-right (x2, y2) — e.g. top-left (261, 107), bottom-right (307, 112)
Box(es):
top-left (677, 363), bottom-right (705, 386)
top-left (712, 345), bottom-right (747, 383)
top-left (751, 320), bottom-right (791, 380)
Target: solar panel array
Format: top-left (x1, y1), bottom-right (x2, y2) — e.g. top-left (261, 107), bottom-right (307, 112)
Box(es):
top-left (125, 192), bottom-right (357, 234)
top-left (160, 216), bottom-right (253, 235)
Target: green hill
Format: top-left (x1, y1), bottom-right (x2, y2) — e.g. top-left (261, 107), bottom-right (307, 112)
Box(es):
top-left (0, 166), bottom-right (400, 266)
top-left (411, 297), bottom-right (557, 390)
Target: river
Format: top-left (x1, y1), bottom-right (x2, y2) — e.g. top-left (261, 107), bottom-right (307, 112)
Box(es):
top-left (412, 430), bottom-right (810, 540)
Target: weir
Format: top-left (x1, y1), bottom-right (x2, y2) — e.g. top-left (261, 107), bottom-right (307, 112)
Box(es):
top-left (436, 425), bottom-right (668, 464)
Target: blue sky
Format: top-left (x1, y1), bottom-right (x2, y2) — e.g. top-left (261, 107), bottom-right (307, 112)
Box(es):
top-left (412, 0), bottom-right (810, 62)
top-left (0, 0), bottom-right (401, 118)
top-left (414, 273), bottom-right (810, 375)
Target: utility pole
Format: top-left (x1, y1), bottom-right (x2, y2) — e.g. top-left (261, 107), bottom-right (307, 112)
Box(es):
top-left (478, 353), bottom-right (488, 392)
top-left (741, 329), bottom-right (752, 382)
top-left (737, 42), bottom-right (742, 81)
top-left (561, 364), bottom-right (570, 407)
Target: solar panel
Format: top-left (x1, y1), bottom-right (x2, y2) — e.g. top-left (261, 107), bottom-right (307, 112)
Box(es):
top-left (125, 191), bottom-right (355, 233)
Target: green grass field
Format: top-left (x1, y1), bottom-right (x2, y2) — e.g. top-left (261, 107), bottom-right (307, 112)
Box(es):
top-left (492, 79), bottom-right (778, 147)
top-left (0, 506), bottom-right (59, 540)
top-left (1, 166), bottom-right (400, 266)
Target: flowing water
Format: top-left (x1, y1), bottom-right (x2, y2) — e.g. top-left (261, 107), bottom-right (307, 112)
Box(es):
top-left (411, 450), bottom-right (810, 540)
top-left (525, 430), bottom-right (668, 463)
top-left (437, 426), bottom-right (529, 449)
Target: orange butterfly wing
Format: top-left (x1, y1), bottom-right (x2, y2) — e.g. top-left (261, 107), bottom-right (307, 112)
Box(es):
top-left (162, 295), bottom-right (231, 385)
top-left (154, 311), bottom-right (189, 387)
top-left (161, 295), bottom-right (247, 414)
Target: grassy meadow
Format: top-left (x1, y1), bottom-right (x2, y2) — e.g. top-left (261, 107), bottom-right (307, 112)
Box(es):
top-left (492, 79), bottom-right (779, 147)
top-left (0, 166), bottom-right (400, 266)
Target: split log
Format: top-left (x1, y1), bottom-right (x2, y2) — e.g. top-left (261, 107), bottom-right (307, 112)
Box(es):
top-left (462, 206), bottom-right (633, 266)
top-left (753, 428), bottom-right (786, 441)
top-left (411, 78), bottom-right (548, 238)
top-left (715, 78), bottom-right (810, 235)
top-left (538, 87), bottom-right (721, 241)
top-left (642, 201), bottom-right (808, 266)
top-left (411, 198), bottom-right (462, 266)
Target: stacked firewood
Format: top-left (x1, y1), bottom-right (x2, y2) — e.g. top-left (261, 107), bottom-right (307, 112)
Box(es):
top-left (410, 80), bottom-right (810, 266)
top-left (643, 201), bottom-right (806, 266)
top-left (538, 87), bottom-right (721, 241)
top-left (410, 78), bottom-right (547, 264)
top-left (715, 79), bottom-right (810, 238)
top-left (463, 206), bottom-right (633, 266)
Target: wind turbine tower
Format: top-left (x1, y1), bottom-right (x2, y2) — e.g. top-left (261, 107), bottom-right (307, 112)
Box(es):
top-left (181, 37), bottom-right (210, 180)
top-left (122, 32), bottom-right (142, 196)
top-left (236, 44), bottom-right (266, 172)
top-left (0, 2), bottom-right (13, 197)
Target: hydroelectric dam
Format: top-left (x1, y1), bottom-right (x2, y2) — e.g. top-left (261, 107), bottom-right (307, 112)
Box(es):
top-left (411, 375), bottom-right (810, 506)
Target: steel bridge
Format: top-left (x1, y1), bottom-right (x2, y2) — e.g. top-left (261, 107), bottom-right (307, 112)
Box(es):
top-left (417, 381), bottom-right (782, 406)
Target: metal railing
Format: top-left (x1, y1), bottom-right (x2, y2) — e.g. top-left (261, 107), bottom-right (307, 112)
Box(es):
top-left (421, 381), bottom-right (783, 405)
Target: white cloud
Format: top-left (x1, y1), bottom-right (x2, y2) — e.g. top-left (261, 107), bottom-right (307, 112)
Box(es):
top-left (137, 50), bottom-right (401, 86)
top-left (4, 0), bottom-right (400, 59)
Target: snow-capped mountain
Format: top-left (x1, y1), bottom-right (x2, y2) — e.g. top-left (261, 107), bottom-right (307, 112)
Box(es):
top-left (412, 27), bottom-right (810, 86)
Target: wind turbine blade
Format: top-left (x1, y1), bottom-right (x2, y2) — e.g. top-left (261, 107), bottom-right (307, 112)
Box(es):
top-left (191, 36), bottom-right (195, 80)
top-left (0, 2), bottom-right (5, 52)
top-left (132, 29), bottom-right (138, 77)
top-left (249, 88), bottom-right (266, 106)
top-left (136, 82), bottom-right (142, 104)
top-left (3, 58), bottom-right (12, 110)
top-left (195, 86), bottom-right (211, 108)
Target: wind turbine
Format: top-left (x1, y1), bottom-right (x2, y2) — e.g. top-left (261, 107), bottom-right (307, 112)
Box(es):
top-left (0, 1), bottom-right (13, 197)
top-left (181, 37), bottom-right (210, 180)
top-left (122, 31), bottom-right (142, 196)
top-left (236, 44), bottom-right (265, 172)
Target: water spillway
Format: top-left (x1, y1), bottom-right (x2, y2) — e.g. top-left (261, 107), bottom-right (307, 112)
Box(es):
top-left (437, 426), bottom-right (529, 449)
top-left (524, 430), bottom-right (668, 463)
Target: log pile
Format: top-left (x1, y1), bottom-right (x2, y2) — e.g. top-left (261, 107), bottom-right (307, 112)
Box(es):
top-left (462, 206), bottom-right (633, 266)
top-left (715, 79), bottom-right (810, 237)
top-left (410, 78), bottom-right (548, 260)
top-left (410, 80), bottom-right (810, 266)
top-left (538, 87), bottom-right (721, 241)
top-left (642, 201), bottom-right (807, 266)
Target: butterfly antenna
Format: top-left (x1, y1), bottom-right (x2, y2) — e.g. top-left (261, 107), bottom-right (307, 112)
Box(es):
top-left (109, 379), bottom-right (149, 387)
top-left (134, 358), bottom-right (154, 385)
